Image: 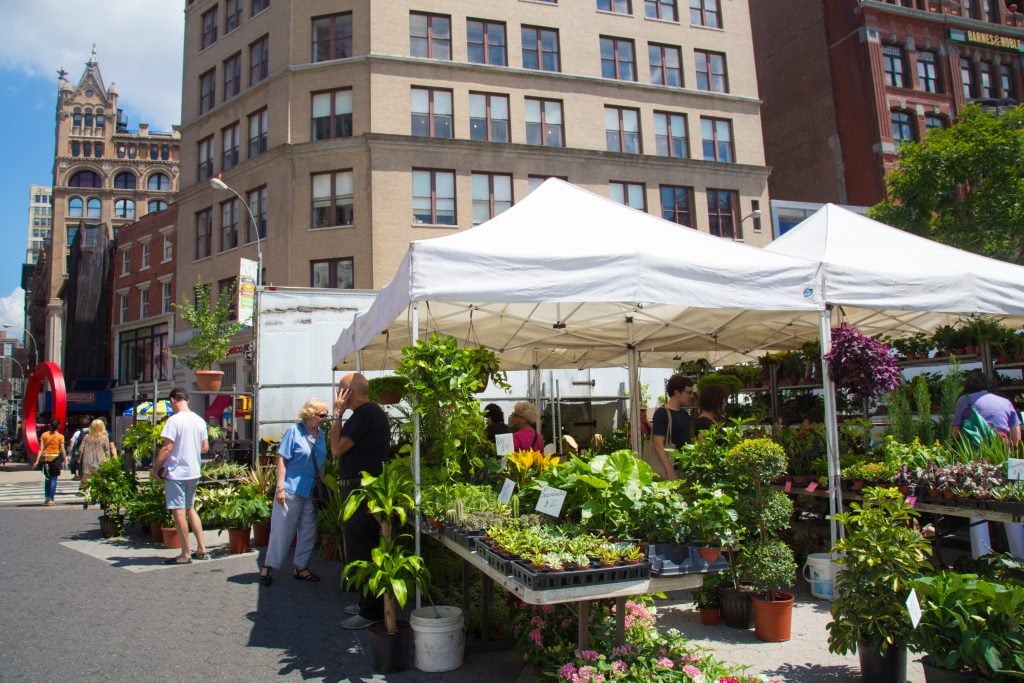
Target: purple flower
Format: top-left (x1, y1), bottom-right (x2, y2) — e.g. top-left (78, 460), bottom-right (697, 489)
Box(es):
top-left (657, 657), bottom-right (675, 668)
top-left (558, 663), bottom-right (578, 681)
top-left (612, 660), bottom-right (627, 673)
top-left (529, 628), bottom-right (542, 647)
top-left (579, 650), bottom-right (599, 662)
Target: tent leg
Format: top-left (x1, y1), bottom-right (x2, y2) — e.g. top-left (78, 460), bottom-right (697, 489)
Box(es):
top-left (411, 303), bottom-right (422, 610)
top-left (818, 307), bottom-right (843, 549)
top-left (627, 344), bottom-right (641, 457)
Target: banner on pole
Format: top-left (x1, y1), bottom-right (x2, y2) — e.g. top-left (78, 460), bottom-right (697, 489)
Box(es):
top-left (239, 258), bottom-right (258, 327)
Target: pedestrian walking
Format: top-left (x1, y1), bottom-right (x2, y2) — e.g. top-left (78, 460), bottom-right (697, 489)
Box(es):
top-left (151, 388), bottom-right (210, 564)
top-left (32, 420), bottom-right (66, 506)
top-left (259, 398), bottom-right (329, 586)
top-left (77, 419), bottom-right (117, 509)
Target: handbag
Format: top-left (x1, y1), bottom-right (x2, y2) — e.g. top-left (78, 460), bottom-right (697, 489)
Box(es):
top-left (960, 395), bottom-right (999, 448)
top-left (47, 459), bottom-right (62, 477)
top-left (640, 408), bottom-right (674, 479)
top-left (303, 424), bottom-right (328, 509)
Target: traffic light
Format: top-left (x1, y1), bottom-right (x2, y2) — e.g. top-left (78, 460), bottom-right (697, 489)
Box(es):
top-left (235, 395), bottom-right (252, 416)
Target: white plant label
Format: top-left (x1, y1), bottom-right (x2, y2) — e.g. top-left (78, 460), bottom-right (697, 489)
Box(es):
top-left (499, 478), bottom-right (516, 506)
top-left (1007, 458), bottom-right (1024, 481)
top-left (496, 433), bottom-right (514, 468)
top-left (906, 588), bottom-right (922, 628)
top-left (535, 486), bottom-right (567, 518)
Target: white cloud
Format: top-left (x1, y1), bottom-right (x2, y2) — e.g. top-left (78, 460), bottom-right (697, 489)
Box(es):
top-left (0, 0), bottom-right (184, 130)
top-left (0, 287), bottom-right (25, 330)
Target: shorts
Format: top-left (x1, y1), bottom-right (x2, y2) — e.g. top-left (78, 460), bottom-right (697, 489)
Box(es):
top-left (165, 478), bottom-right (200, 510)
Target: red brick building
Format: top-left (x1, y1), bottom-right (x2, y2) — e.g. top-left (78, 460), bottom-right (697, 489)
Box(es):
top-left (750, 0), bottom-right (1024, 207)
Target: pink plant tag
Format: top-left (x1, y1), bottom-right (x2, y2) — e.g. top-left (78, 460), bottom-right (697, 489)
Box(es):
top-left (905, 496), bottom-right (917, 506)
top-left (784, 480), bottom-right (792, 492)
top-left (805, 481), bottom-right (818, 492)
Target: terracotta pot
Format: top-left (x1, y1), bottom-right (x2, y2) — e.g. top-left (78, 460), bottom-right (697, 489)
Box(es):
top-left (150, 521), bottom-right (163, 542)
top-left (698, 546), bottom-right (722, 563)
top-left (752, 591), bottom-right (794, 642)
top-left (252, 521), bottom-right (271, 547)
top-left (699, 607), bottom-right (720, 626)
top-left (852, 480), bottom-right (865, 492)
top-left (943, 489), bottom-right (956, 500)
top-left (162, 525), bottom-right (181, 549)
top-left (321, 535), bottom-right (337, 561)
top-left (227, 527), bottom-right (252, 554)
top-left (194, 369), bottom-right (224, 391)
top-left (790, 474), bottom-right (809, 486)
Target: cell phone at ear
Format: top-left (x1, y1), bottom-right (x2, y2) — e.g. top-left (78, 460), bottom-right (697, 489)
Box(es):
top-left (157, 466), bottom-right (167, 479)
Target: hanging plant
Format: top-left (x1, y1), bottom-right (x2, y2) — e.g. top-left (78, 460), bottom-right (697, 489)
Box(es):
top-left (824, 323), bottom-right (902, 400)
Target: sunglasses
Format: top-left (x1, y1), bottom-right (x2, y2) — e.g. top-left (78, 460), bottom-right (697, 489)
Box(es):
top-left (316, 413), bottom-right (328, 418)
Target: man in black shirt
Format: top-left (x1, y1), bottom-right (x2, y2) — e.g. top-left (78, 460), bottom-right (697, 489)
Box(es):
top-left (650, 373), bottom-right (694, 480)
top-left (331, 372), bottom-right (390, 629)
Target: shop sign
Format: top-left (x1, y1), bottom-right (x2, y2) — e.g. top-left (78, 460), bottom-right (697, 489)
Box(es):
top-left (949, 27), bottom-right (1024, 52)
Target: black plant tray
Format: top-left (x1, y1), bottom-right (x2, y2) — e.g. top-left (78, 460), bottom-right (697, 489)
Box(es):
top-left (508, 559), bottom-right (650, 591)
top-left (476, 541), bottom-right (513, 575)
top-left (647, 543), bottom-right (729, 576)
top-left (442, 525), bottom-right (485, 550)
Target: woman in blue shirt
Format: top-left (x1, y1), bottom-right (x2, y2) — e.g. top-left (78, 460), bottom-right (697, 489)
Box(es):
top-left (259, 398), bottom-right (328, 586)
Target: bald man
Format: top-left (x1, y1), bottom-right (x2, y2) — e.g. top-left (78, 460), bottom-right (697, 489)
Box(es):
top-left (332, 372), bottom-right (390, 629)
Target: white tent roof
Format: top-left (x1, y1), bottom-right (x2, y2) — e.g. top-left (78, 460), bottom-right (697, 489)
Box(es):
top-left (333, 179), bottom-right (824, 370)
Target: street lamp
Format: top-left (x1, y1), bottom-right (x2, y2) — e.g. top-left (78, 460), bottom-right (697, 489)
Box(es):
top-left (2, 325), bottom-right (39, 369)
top-left (210, 176), bottom-right (263, 289)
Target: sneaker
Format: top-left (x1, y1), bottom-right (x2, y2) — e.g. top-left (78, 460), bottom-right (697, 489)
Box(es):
top-left (341, 614), bottom-right (378, 630)
top-left (344, 604), bottom-right (361, 616)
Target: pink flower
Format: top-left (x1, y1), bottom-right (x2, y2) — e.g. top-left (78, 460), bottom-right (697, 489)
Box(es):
top-left (529, 628), bottom-right (543, 647)
top-left (683, 664), bottom-right (701, 678)
top-left (579, 650), bottom-right (599, 662)
top-left (657, 657), bottom-right (675, 668)
top-left (558, 663), bottom-right (578, 681)
top-left (717, 678), bottom-right (740, 683)
top-left (531, 615), bottom-right (545, 627)
top-left (683, 653), bottom-right (702, 663)
top-left (541, 604), bottom-right (556, 613)
top-left (611, 644), bottom-right (633, 658)
top-left (612, 660), bottom-right (627, 673)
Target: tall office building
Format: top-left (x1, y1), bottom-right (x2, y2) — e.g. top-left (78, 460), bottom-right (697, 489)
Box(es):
top-left (26, 185), bottom-right (53, 266)
top-left (176, 0), bottom-right (773, 387)
top-left (32, 49), bottom-right (181, 368)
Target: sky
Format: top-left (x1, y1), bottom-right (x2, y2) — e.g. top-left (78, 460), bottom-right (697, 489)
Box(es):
top-left (0, 0), bottom-right (184, 334)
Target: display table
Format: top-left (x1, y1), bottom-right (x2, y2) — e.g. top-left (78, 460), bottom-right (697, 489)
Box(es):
top-left (783, 485), bottom-right (1024, 523)
top-left (433, 533), bottom-right (705, 648)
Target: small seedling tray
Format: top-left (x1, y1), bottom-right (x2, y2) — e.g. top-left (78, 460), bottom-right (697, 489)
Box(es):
top-left (648, 543), bottom-right (729, 576)
top-left (508, 559), bottom-right (650, 591)
top-left (476, 541), bottom-right (513, 575)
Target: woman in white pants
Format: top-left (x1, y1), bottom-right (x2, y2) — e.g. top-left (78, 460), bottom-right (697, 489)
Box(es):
top-left (259, 398), bottom-right (328, 586)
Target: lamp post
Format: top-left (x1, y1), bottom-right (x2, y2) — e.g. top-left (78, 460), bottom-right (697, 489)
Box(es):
top-left (210, 176), bottom-right (262, 466)
top-left (740, 208), bottom-right (763, 240)
top-left (2, 324), bottom-right (39, 369)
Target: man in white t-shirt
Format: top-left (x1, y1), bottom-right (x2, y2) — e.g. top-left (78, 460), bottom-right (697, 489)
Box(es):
top-left (152, 387), bottom-right (210, 565)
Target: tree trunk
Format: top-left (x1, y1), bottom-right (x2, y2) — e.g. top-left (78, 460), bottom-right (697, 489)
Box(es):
top-left (384, 592), bottom-right (397, 634)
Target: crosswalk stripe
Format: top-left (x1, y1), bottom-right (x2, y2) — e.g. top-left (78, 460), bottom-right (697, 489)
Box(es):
top-left (0, 480), bottom-right (85, 507)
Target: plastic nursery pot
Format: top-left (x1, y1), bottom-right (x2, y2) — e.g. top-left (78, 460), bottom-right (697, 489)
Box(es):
top-left (369, 620), bottom-right (412, 674)
top-left (699, 607), bottom-right (720, 626)
top-left (751, 591), bottom-right (794, 642)
top-left (718, 586), bottom-right (754, 629)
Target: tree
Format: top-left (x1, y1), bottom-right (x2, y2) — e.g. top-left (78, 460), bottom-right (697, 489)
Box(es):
top-left (870, 104), bottom-right (1024, 264)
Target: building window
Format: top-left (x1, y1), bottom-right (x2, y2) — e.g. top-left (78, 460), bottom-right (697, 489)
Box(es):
top-left (469, 92), bottom-right (510, 142)
top-left (225, 0), bottom-right (243, 33)
top-left (312, 12), bottom-right (353, 62)
top-left (525, 98), bottom-right (564, 146)
top-left (410, 12), bottom-right (451, 60)
top-left (660, 185), bottom-right (694, 226)
top-left (114, 172), bottom-right (136, 189)
top-left (979, 61), bottom-right (994, 98)
top-left (882, 45), bottom-right (906, 88)
top-left (162, 234), bottom-right (173, 262)
top-left (252, 0), bottom-right (269, 16)
top-left (695, 49), bottom-right (728, 92)
top-left (411, 87), bottom-right (453, 138)
top-left (248, 108), bottom-right (268, 157)
top-left (223, 53), bottom-right (241, 100)
top-left (311, 170), bottom-right (354, 228)
top-left (201, 7), bottom-right (218, 49)
top-left (197, 136), bottom-right (214, 182)
top-left (94, 142), bottom-right (103, 157)
top-left (645, 0), bottom-right (677, 20)
top-left (72, 110), bottom-right (81, 127)
top-left (119, 294), bottom-right (128, 324)
top-left (195, 208), bottom-right (212, 259)
top-left (467, 19), bottom-right (507, 66)
top-left (247, 186), bottom-right (267, 241)
top-left (605, 106), bottom-right (641, 154)
top-left (250, 35), bottom-right (269, 85)
top-left (654, 111), bottom-right (688, 158)
top-left (114, 199), bottom-right (135, 220)
top-left (147, 173), bottom-right (171, 191)
top-left (222, 122), bottom-right (240, 171)
top-left (149, 199), bottom-right (169, 214)
top-left (118, 324), bottom-right (170, 383)
top-left (162, 282), bottom-right (172, 314)
top-left (141, 243), bottom-right (150, 269)
top-left (961, 58), bottom-right (977, 99)
top-left (149, 145), bottom-right (159, 161)
top-left (649, 43), bottom-right (682, 87)
top-left (218, 278), bottom-right (238, 320)
top-left (701, 116), bottom-right (734, 162)
top-left (750, 199), bottom-right (762, 232)
top-left (471, 172), bottom-right (512, 224)
top-left (597, 0), bottom-right (632, 13)
top-left (600, 36), bottom-right (636, 81)
top-left (923, 113), bottom-right (946, 131)
top-left (1000, 64), bottom-right (1017, 100)
top-left (199, 69), bottom-right (216, 114)
top-left (221, 198), bottom-right (239, 251)
top-left (161, 145), bottom-right (170, 160)
top-left (610, 182), bottom-right (645, 210)
top-left (690, 0), bottom-right (721, 27)
top-left (69, 170), bottom-right (102, 188)
top-left (917, 51), bottom-right (940, 93)
top-left (128, 144), bottom-right (137, 159)
top-left (121, 249), bottom-right (130, 275)
top-left (522, 26), bottom-right (560, 72)
top-left (891, 110), bottom-right (917, 145)
top-left (83, 142), bottom-right (92, 157)
top-left (312, 89), bottom-right (353, 140)
top-left (707, 189), bottom-right (739, 239)
top-left (69, 197), bottom-right (84, 217)
top-left (71, 141), bottom-right (80, 157)
top-left (311, 258), bottom-right (354, 289)
top-left (412, 169), bottom-right (456, 225)
top-left (87, 198), bottom-right (101, 218)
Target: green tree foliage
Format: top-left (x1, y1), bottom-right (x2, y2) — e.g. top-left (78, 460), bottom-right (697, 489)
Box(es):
top-left (870, 104), bottom-right (1024, 264)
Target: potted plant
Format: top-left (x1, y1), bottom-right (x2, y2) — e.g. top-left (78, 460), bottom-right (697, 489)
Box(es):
top-left (125, 478), bottom-right (169, 541)
top-left (827, 487), bottom-right (933, 683)
top-left (84, 456), bottom-right (135, 537)
top-left (213, 483), bottom-right (271, 554)
top-left (726, 437), bottom-right (797, 642)
top-left (243, 464), bottom-right (275, 546)
top-left (367, 375), bottom-right (407, 405)
top-left (909, 572), bottom-right (991, 682)
top-left (173, 279), bottom-right (245, 391)
top-left (824, 323), bottom-right (903, 401)
top-left (683, 486), bottom-right (738, 562)
top-left (464, 346), bottom-right (507, 393)
top-left (316, 470), bottom-right (347, 561)
top-left (342, 457), bottom-right (430, 674)
top-left (121, 420), bottom-right (165, 468)
top-left (692, 572), bottom-right (725, 625)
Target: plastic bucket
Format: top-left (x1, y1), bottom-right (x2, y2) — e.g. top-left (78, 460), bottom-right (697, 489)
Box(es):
top-left (802, 553), bottom-right (841, 600)
top-left (410, 606), bottom-right (464, 672)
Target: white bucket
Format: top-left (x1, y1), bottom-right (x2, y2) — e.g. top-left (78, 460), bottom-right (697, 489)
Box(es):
top-left (410, 605), bottom-right (465, 672)
top-left (802, 553), bottom-right (841, 600)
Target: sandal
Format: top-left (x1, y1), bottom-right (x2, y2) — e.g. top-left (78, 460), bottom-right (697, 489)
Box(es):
top-left (294, 567), bottom-right (320, 582)
top-left (259, 567), bottom-right (273, 586)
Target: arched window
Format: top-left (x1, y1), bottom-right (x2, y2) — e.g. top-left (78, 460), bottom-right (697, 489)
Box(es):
top-left (147, 173), bottom-right (170, 191)
top-left (72, 109), bottom-right (82, 127)
top-left (114, 199), bottom-right (135, 219)
top-left (117, 144), bottom-right (126, 159)
top-left (148, 199), bottom-right (168, 214)
top-left (128, 145), bottom-right (137, 159)
top-left (70, 141), bottom-right (80, 157)
top-left (84, 111), bottom-right (93, 128)
top-left (69, 170), bottom-right (102, 188)
top-left (161, 145), bottom-right (170, 160)
top-left (86, 198), bottom-right (101, 218)
top-left (68, 197), bottom-right (84, 217)
top-left (150, 145), bottom-right (158, 160)
top-left (114, 172), bottom-right (137, 189)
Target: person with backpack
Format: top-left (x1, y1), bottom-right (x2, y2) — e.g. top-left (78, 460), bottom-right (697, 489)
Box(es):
top-left (951, 370), bottom-right (1023, 559)
top-left (68, 419), bottom-right (87, 480)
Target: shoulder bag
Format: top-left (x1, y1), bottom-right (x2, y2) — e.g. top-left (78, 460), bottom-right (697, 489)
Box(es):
top-left (960, 394), bottom-right (999, 448)
top-left (640, 408), bottom-right (674, 479)
top-left (302, 423), bottom-right (328, 509)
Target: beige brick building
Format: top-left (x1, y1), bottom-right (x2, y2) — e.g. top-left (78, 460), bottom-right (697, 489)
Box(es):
top-left (177, 0), bottom-right (771, 384)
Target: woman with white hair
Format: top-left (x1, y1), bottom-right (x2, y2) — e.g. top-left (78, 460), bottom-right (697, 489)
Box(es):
top-left (77, 419), bottom-right (116, 509)
top-left (259, 397), bottom-right (328, 586)
top-left (509, 401), bottom-right (544, 451)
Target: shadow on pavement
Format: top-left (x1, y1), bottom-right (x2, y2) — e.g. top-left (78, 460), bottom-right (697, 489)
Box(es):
top-left (772, 661), bottom-right (861, 681)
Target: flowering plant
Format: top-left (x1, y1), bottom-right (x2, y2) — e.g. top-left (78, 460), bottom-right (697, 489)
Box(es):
top-left (824, 323), bottom-right (902, 399)
top-left (506, 448), bottom-right (560, 490)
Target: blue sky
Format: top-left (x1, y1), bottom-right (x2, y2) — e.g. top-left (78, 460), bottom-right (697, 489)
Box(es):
top-left (0, 1), bottom-right (183, 332)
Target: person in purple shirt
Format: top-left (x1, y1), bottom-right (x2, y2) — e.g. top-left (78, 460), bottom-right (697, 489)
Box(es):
top-left (951, 371), bottom-right (1023, 560)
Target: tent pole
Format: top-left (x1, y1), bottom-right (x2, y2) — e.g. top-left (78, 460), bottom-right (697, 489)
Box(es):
top-left (627, 344), bottom-right (640, 457)
top-left (411, 303), bottom-right (421, 609)
top-left (818, 306), bottom-right (843, 549)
